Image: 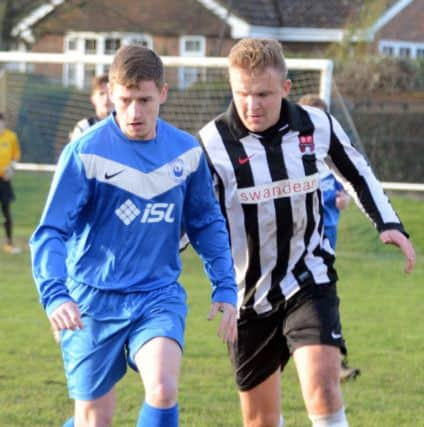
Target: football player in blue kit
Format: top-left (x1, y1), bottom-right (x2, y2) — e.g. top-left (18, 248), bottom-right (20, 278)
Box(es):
top-left (30, 44), bottom-right (237, 427)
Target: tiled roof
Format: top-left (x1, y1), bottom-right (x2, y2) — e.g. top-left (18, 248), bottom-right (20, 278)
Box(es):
top-left (377, 0), bottom-right (424, 42)
top-left (216, 0), bottom-right (365, 28)
top-left (32, 0), bottom-right (228, 37)
top-left (18, 0), bottom-right (420, 43)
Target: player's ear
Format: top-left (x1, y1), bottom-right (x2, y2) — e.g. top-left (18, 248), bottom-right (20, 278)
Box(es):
top-left (159, 82), bottom-right (168, 104)
top-left (283, 79), bottom-right (292, 97)
top-left (107, 82), bottom-right (114, 102)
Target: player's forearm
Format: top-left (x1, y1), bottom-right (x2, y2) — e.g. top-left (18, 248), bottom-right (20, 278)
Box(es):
top-left (329, 121), bottom-right (405, 233)
top-left (40, 281), bottom-right (74, 317)
top-left (30, 226), bottom-right (71, 313)
top-left (349, 172), bottom-right (405, 234)
top-left (184, 156), bottom-right (237, 306)
top-left (211, 280), bottom-right (237, 306)
top-left (193, 223), bottom-right (237, 307)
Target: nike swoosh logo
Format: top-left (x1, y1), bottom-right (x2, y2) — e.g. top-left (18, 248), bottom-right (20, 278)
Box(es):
top-left (104, 169), bottom-right (125, 180)
top-left (238, 154), bottom-right (255, 165)
top-left (331, 331), bottom-right (342, 340)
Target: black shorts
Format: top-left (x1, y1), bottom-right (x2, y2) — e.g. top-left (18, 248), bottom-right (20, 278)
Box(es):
top-left (228, 283), bottom-right (347, 391)
top-left (0, 178), bottom-right (15, 205)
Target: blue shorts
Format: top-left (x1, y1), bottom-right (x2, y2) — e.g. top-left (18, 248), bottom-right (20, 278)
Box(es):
top-left (60, 281), bottom-right (187, 401)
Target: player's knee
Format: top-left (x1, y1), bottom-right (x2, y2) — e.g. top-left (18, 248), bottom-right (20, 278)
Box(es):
top-left (74, 413), bottom-right (113, 427)
top-left (75, 402), bottom-right (114, 427)
top-left (307, 381), bottom-right (341, 414)
top-left (146, 378), bottom-right (178, 407)
top-left (244, 412), bottom-right (281, 427)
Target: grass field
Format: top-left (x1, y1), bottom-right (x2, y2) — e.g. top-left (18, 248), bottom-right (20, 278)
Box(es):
top-left (0, 172), bottom-right (423, 427)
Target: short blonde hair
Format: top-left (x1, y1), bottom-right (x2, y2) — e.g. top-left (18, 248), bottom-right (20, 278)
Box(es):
top-left (228, 38), bottom-right (287, 78)
top-left (298, 94), bottom-right (328, 112)
top-left (109, 44), bottom-right (165, 88)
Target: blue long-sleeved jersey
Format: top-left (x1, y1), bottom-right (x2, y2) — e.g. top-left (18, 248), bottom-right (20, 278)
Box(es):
top-left (321, 171), bottom-right (344, 228)
top-left (30, 114), bottom-right (237, 315)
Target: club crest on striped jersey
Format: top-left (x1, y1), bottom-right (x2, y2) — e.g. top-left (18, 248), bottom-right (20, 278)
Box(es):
top-left (169, 158), bottom-right (185, 182)
top-left (298, 134), bottom-right (314, 153)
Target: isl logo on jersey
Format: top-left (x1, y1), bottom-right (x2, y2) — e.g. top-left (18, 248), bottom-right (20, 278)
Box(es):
top-left (169, 158), bottom-right (185, 182)
top-left (299, 134), bottom-right (314, 153)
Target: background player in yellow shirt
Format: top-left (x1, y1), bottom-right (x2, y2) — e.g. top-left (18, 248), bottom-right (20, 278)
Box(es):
top-left (0, 113), bottom-right (21, 254)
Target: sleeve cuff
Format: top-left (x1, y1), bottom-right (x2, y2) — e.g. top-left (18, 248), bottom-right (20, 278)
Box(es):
top-left (45, 296), bottom-right (75, 317)
top-left (378, 222), bottom-right (409, 239)
top-left (211, 287), bottom-right (237, 307)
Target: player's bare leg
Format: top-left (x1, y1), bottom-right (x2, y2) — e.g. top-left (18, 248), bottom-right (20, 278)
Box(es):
top-left (294, 344), bottom-right (348, 425)
top-left (239, 368), bottom-right (282, 427)
top-left (73, 387), bottom-right (116, 427)
top-left (135, 337), bottom-right (182, 426)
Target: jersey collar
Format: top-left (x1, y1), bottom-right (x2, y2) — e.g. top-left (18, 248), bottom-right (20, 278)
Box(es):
top-left (224, 99), bottom-right (315, 140)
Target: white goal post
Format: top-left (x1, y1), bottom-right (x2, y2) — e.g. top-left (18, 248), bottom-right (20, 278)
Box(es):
top-left (0, 50), bottom-right (333, 165)
top-left (0, 50), bottom-right (333, 108)
top-left (0, 50), bottom-right (422, 191)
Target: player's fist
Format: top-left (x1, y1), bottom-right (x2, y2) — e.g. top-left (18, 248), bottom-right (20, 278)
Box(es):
top-left (49, 301), bottom-right (83, 338)
top-left (335, 190), bottom-right (350, 210)
top-left (3, 164), bottom-right (15, 180)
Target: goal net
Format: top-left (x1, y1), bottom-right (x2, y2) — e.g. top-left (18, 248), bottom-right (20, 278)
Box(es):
top-left (0, 51), bottom-right (330, 167)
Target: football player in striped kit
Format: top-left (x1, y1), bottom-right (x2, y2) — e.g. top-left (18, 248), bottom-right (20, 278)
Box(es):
top-left (198, 38), bottom-right (415, 427)
top-left (69, 74), bottom-right (113, 141)
top-left (31, 44), bottom-right (237, 427)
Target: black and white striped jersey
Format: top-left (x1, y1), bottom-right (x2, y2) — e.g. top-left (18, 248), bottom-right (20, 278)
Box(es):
top-left (69, 116), bottom-right (98, 141)
top-left (198, 100), bottom-right (406, 319)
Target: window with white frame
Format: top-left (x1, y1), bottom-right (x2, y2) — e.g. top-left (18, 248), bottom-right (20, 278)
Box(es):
top-left (381, 45), bottom-right (394, 56)
top-left (178, 36), bottom-right (206, 89)
top-left (399, 47), bottom-right (411, 58)
top-left (122, 35), bottom-right (152, 48)
top-left (63, 32), bottom-right (153, 88)
top-left (84, 38), bottom-right (97, 54)
top-left (104, 38), bottom-right (121, 55)
top-left (379, 40), bottom-right (424, 59)
top-left (67, 37), bottom-right (78, 51)
top-left (66, 63), bottom-right (77, 86)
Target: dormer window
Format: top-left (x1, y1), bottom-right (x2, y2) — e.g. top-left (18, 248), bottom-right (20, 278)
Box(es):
top-left (178, 36), bottom-right (206, 89)
top-left (63, 32), bottom-right (153, 88)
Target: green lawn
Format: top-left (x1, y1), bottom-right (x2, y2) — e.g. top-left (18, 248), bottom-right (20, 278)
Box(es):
top-left (0, 172), bottom-right (422, 426)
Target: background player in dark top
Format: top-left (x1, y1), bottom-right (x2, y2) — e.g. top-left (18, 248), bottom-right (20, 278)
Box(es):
top-left (69, 74), bottom-right (113, 140)
top-left (298, 93), bottom-right (360, 383)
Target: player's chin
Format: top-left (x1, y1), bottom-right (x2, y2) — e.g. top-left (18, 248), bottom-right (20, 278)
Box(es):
top-left (245, 118), bottom-right (266, 132)
top-left (125, 124), bottom-right (144, 138)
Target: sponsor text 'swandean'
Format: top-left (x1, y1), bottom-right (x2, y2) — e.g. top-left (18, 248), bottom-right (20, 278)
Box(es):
top-left (237, 174), bottom-right (319, 204)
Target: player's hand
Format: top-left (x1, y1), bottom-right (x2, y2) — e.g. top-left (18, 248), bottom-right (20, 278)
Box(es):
top-left (3, 165), bottom-right (15, 180)
top-left (380, 229), bottom-right (416, 273)
top-left (49, 301), bottom-right (83, 343)
top-left (335, 191), bottom-right (350, 210)
top-left (208, 302), bottom-right (237, 344)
